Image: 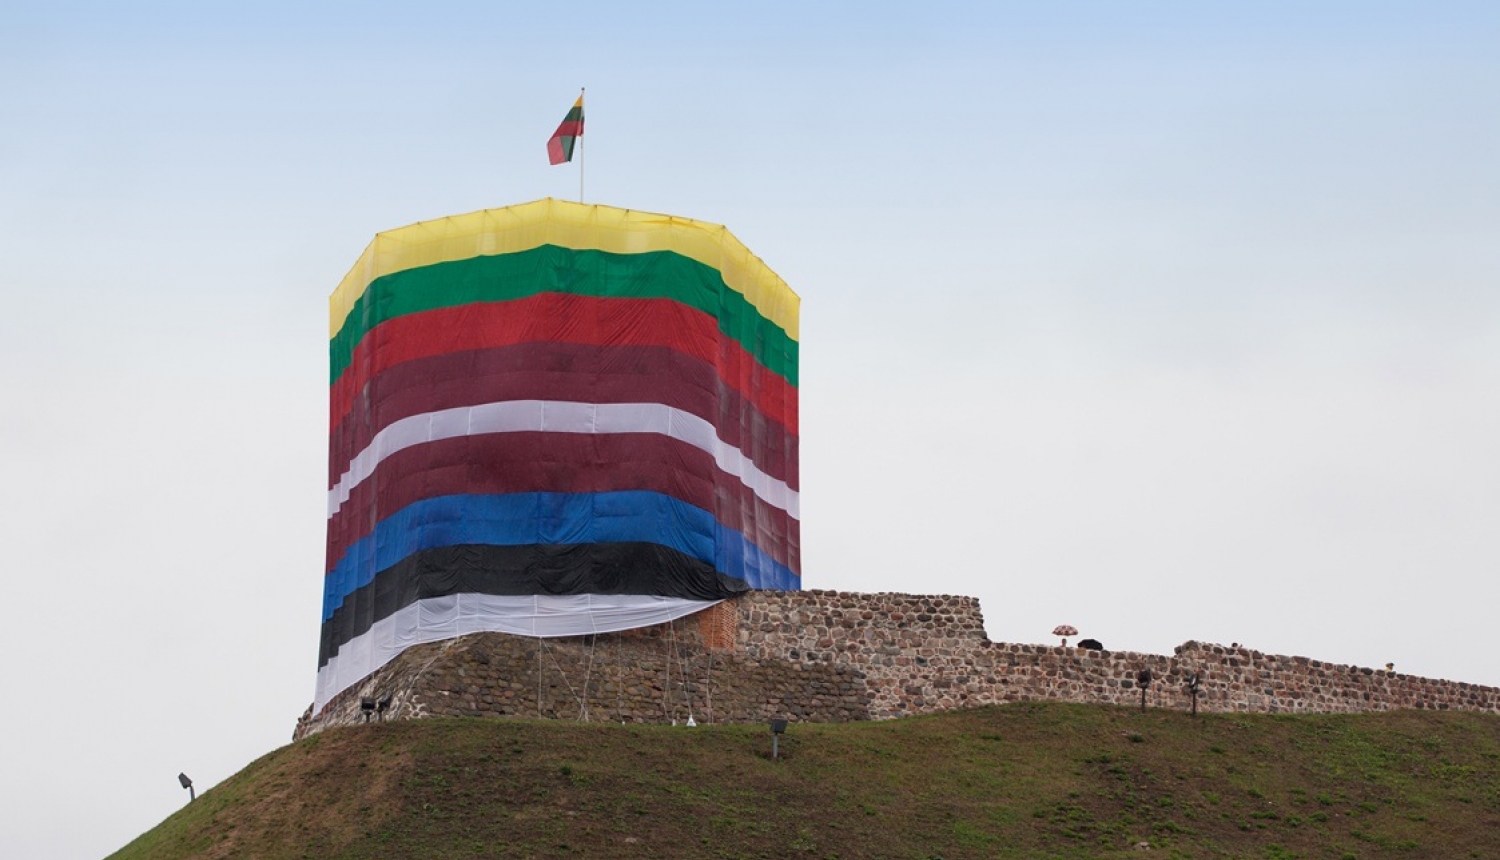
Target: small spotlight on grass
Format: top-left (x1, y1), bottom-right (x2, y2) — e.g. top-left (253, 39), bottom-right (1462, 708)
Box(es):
top-left (770, 718), bottom-right (788, 760)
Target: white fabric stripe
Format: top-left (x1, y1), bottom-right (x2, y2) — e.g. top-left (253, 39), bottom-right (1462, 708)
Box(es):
top-left (313, 594), bottom-right (719, 712)
top-left (326, 400), bottom-right (800, 521)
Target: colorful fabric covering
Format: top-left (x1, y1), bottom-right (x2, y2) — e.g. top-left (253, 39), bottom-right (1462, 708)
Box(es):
top-left (317, 199), bottom-right (800, 711)
top-left (547, 95), bottom-right (584, 165)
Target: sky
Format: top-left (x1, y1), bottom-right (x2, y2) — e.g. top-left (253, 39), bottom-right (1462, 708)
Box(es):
top-left (1, 1), bottom-right (1497, 857)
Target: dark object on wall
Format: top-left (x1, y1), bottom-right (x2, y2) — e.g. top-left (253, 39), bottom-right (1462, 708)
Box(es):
top-left (1078, 638), bottom-right (1104, 651)
top-left (771, 718), bottom-right (788, 760)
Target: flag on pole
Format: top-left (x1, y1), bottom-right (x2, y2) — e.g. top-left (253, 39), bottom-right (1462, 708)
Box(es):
top-left (547, 93), bottom-right (585, 165)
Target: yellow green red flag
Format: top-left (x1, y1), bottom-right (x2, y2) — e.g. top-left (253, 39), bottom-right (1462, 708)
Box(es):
top-left (547, 94), bottom-right (584, 165)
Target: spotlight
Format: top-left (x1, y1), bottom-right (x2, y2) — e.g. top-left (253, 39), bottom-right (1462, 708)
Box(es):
top-left (177, 772), bottom-right (195, 803)
top-left (770, 718), bottom-right (788, 760)
top-left (1136, 669), bottom-right (1153, 713)
top-left (360, 697), bottom-right (376, 723)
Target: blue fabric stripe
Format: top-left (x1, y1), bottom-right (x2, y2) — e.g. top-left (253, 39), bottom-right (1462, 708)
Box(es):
top-left (322, 491), bottom-right (798, 620)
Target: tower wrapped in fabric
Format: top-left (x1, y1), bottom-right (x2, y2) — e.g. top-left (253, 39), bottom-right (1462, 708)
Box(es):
top-left (317, 199), bottom-right (800, 711)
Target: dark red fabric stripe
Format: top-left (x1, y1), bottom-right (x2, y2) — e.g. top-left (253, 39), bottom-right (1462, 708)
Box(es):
top-left (327, 342), bottom-right (799, 489)
top-left (329, 293), bottom-right (799, 436)
top-left (552, 120), bottom-right (583, 137)
top-left (326, 432), bottom-right (800, 574)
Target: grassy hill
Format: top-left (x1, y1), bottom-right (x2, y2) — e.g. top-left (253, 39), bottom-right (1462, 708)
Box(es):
top-left (107, 703), bottom-right (1500, 860)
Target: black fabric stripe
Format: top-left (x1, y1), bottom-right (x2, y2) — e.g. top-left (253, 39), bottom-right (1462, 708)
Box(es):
top-left (318, 542), bottom-right (747, 667)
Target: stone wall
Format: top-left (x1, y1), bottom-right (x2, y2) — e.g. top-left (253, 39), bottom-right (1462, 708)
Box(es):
top-left (294, 589), bottom-right (1500, 739)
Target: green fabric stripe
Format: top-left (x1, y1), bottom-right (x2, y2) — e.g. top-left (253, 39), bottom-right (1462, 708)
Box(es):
top-left (563, 106), bottom-right (583, 123)
top-left (330, 245), bottom-right (799, 387)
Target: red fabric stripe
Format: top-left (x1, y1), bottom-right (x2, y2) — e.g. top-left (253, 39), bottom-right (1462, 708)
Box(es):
top-left (327, 342), bottom-right (798, 489)
top-left (329, 294), bottom-right (799, 436)
top-left (325, 432), bottom-right (800, 574)
top-left (547, 136), bottom-right (569, 165)
top-left (552, 120), bottom-right (583, 137)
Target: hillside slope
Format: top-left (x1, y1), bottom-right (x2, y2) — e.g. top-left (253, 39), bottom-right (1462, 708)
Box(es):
top-left (109, 704), bottom-right (1500, 860)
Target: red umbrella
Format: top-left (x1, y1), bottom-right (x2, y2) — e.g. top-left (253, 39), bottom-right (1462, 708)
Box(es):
top-left (1052, 625), bottom-right (1079, 647)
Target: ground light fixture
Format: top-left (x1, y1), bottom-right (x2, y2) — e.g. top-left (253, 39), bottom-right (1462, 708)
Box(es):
top-left (360, 697), bottom-right (376, 723)
top-left (177, 772), bottom-right (195, 803)
top-left (1186, 672), bottom-right (1202, 716)
top-left (1136, 669), bottom-right (1153, 713)
top-left (770, 718), bottom-right (788, 760)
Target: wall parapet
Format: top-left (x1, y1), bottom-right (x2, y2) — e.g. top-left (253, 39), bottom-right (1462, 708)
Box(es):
top-left (295, 589), bottom-right (1499, 738)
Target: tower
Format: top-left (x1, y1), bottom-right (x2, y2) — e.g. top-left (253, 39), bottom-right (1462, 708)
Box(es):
top-left (316, 199), bottom-right (800, 711)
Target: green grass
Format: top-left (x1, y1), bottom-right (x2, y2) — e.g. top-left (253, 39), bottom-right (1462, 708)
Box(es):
top-left (107, 703), bottom-right (1500, 860)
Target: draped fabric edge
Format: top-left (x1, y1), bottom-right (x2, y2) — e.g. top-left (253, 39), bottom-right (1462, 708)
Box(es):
top-left (313, 593), bottom-right (720, 712)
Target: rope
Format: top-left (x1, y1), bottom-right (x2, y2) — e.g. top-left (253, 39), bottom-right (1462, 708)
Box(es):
top-left (675, 622), bottom-right (696, 725)
top-left (539, 636), bottom-right (587, 720)
top-left (402, 637), bottom-right (462, 720)
top-left (705, 650), bottom-right (714, 725)
top-left (577, 633), bottom-right (596, 722)
top-left (615, 634), bottom-right (625, 724)
top-left (661, 622), bottom-right (674, 724)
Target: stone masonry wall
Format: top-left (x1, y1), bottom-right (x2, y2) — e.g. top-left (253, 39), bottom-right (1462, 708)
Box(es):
top-left (294, 589), bottom-right (1500, 739)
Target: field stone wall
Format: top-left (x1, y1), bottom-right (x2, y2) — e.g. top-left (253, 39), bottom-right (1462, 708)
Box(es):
top-left (294, 589), bottom-right (1500, 739)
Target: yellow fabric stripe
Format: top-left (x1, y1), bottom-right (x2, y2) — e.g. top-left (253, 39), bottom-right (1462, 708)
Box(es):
top-left (328, 198), bottom-right (800, 341)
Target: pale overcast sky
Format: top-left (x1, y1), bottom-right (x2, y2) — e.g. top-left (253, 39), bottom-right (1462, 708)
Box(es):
top-left (2, 2), bottom-right (1497, 857)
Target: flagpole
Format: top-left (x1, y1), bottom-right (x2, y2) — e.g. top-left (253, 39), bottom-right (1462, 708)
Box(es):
top-left (579, 87), bottom-right (585, 203)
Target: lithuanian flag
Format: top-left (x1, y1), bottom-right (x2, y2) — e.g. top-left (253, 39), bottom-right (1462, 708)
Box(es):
top-left (547, 93), bottom-right (584, 165)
